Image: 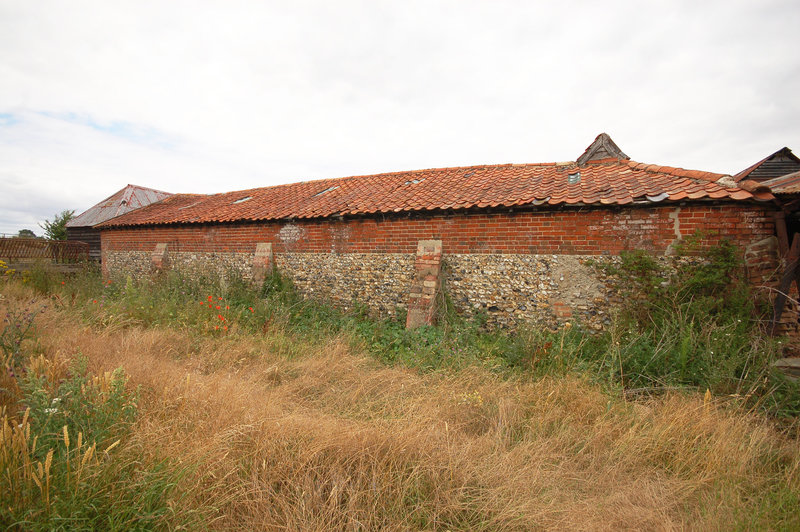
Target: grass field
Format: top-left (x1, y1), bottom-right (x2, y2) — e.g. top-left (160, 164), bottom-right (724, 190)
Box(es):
top-left (2, 263), bottom-right (800, 530)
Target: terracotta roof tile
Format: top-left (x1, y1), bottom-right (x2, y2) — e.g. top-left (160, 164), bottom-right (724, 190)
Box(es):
top-left (98, 159), bottom-right (761, 228)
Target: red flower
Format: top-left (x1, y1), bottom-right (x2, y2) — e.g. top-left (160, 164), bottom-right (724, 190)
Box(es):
top-left (223, 326), bottom-right (228, 330)
top-left (208, 296), bottom-right (212, 301)
top-left (218, 297), bottom-right (222, 301)
top-left (248, 307), bottom-right (254, 313)
top-left (93, 300), bottom-right (97, 304)
top-left (225, 306), bottom-right (229, 310)
top-left (215, 305), bottom-right (220, 310)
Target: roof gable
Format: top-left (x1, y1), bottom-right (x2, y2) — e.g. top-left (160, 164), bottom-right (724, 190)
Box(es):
top-left (734, 147), bottom-right (800, 183)
top-left (577, 133), bottom-right (630, 166)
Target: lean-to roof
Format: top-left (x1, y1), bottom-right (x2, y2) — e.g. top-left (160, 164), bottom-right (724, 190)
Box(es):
top-left (761, 171), bottom-right (800, 195)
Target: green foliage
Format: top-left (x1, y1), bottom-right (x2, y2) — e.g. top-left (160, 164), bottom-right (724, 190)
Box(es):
top-left (17, 229), bottom-right (36, 238)
top-left (39, 210), bottom-right (75, 241)
top-left (584, 236), bottom-right (800, 418)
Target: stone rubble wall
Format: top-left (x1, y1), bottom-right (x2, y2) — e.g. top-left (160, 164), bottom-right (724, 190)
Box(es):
top-left (445, 254), bottom-right (616, 330)
top-left (103, 248), bottom-right (629, 329)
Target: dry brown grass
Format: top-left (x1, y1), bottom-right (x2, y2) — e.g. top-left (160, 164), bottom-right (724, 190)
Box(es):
top-left (6, 287), bottom-right (800, 530)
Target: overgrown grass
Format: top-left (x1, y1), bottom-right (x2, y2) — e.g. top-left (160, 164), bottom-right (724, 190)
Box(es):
top-left (2, 276), bottom-right (799, 529)
top-left (1, 270), bottom-right (207, 529)
top-left (23, 238), bottom-right (800, 420)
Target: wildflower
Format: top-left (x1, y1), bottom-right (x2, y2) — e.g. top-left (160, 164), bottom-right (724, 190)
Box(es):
top-left (218, 297), bottom-right (222, 301)
top-left (44, 408), bottom-right (58, 414)
top-left (51, 398), bottom-right (61, 404)
top-left (564, 322), bottom-right (572, 329)
top-left (218, 314), bottom-right (224, 320)
top-left (216, 305), bottom-right (220, 310)
top-left (248, 307), bottom-right (254, 313)
top-left (200, 302), bottom-right (205, 306)
top-left (61, 281), bottom-right (65, 285)
top-left (223, 326), bottom-right (228, 330)
top-left (93, 300), bottom-right (97, 304)
top-left (225, 306), bottom-right (229, 310)
top-left (208, 296), bottom-right (212, 301)
top-left (215, 326), bottom-right (219, 330)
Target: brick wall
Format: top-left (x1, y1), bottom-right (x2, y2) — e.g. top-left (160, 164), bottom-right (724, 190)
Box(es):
top-left (100, 203), bottom-right (781, 329)
top-left (102, 204), bottom-right (774, 256)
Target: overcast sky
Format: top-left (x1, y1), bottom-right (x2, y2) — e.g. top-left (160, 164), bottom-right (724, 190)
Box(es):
top-left (1, 0), bottom-right (798, 235)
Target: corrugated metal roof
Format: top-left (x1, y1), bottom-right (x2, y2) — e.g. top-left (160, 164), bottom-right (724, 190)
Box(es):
top-left (67, 185), bottom-right (172, 227)
top-left (98, 158), bottom-right (766, 229)
top-left (761, 171), bottom-right (800, 195)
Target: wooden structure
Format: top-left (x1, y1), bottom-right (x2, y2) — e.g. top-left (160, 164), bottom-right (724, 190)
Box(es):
top-left (0, 237), bottom-right (89, 272)
top-left (755, 166), bottom-right (800, 334)
top-left (735, 148), bottom-right (800, 183)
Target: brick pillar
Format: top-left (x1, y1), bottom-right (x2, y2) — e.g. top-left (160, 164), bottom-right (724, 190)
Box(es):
top-left (151, 243), bottom-right (168, 271)
top-left (252, 242), bottom-right (274, 284)
top-left (406, 240), bottom-right (442, 329)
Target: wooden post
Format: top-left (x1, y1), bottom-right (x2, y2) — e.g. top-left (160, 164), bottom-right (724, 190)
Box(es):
top-left (406, 240), bottom-right (442, 329)
top-left (774, 211), bottom-right (790, 257)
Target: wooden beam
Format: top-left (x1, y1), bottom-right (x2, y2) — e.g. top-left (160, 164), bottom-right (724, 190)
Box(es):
top-left (774, 211), bottom-right (790, 256)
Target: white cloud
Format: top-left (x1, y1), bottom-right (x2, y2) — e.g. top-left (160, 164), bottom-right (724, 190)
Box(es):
top-left (0, 0), bottom-right (798, 234)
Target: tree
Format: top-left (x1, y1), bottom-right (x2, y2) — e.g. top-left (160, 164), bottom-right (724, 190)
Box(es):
top-left (17, 229), bottom-right (36, 238)
top-left (39, 210), bottom-right (75, 240)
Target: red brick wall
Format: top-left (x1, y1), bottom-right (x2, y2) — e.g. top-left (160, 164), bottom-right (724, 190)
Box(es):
top-left (101, 204), bottom-right (776, 256)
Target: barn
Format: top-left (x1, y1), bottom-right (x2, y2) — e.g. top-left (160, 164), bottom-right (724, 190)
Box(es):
top-left (66, 184), bottom-right (172, 261)
top-left (96, 134), bottom-right (791, 330)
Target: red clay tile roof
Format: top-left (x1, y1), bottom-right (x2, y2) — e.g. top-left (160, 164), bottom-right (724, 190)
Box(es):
top-left (99, 158), bottom-right (764, 228)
